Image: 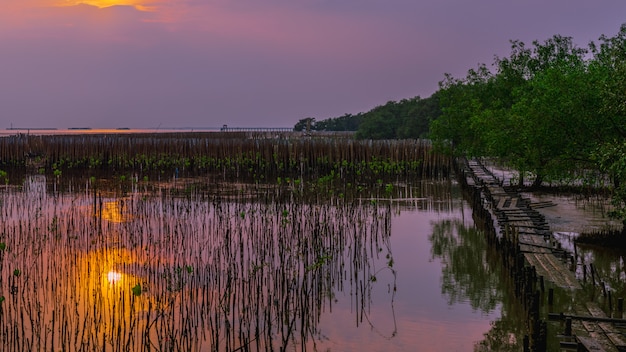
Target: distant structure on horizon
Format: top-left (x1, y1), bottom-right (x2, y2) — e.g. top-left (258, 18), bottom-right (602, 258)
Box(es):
top-left (220, 124), bottom-right (293, 132)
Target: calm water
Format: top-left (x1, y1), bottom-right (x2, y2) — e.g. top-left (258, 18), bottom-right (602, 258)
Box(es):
top-left (0, 176), bottom-right (517, 351)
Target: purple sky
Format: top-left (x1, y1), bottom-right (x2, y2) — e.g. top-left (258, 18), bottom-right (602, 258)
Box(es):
top-left (2, 0), bottom-right (625, 129)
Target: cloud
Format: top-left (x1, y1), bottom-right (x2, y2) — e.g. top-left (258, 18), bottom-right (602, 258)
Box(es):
top-left (58, 0), bottom-right (157, 12)
top-left (1, 0), bottom-right (626, 128)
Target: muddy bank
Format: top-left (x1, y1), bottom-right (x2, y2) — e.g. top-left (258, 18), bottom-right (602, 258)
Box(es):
top-left (481, 159), bottom-right (621, 236)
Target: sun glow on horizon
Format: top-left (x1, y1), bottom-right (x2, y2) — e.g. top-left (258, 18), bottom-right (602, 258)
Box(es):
top-left (59, 0), bottom-right (155, 12)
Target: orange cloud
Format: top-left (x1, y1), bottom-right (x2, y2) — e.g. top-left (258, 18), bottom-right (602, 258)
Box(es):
top-left (57, 0), bottom-right (157, 12)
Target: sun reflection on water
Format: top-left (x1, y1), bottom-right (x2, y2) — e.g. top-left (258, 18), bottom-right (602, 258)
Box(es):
top-left (100, 200), bottom-right (133, 223)
top-left (107, 270), bottom-right (123, 285)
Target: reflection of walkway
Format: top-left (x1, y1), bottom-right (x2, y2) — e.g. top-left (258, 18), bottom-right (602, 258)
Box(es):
top-left (463, 158), bottom-right (626, 352)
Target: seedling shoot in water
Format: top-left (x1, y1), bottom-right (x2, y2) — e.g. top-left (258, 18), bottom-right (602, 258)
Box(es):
top-left (132, 284), bottom-right (142, 296)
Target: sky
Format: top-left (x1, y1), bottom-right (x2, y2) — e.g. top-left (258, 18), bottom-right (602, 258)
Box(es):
top-left (2, 0), bottom-right (626, 129)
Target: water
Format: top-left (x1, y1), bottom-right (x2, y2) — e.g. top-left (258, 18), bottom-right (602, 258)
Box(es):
top-left (0, 176), bottom-right (512, 351)
top-left (312, 205), bottom-right (498, 351)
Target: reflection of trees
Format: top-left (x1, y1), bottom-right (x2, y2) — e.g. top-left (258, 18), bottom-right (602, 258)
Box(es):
top-left (576, 244), bottom-right (626, 307)
top-left (474, 283), bottom-right (530, 352)
top-left (430, 219), bottom-right (501, 312)
top-left (429, 218), bottom-right (527, 351)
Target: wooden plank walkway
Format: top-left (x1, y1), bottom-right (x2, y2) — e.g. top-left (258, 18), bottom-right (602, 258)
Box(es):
top-left (585, 302), bottom-right (626, 350)
top-left (464, 159), bottom-right (626, 351)
top-left (466, 159), bottom-right (581, 290)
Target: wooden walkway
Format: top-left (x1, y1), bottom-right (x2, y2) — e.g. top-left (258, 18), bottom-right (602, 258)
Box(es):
top-left (463, 159), bottom-right (626, 351)
top-left (466, 159), bottom-right (580, 290)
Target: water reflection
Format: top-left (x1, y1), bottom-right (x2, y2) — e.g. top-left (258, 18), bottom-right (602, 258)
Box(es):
top-left (429, 218), bottom-right (532, 351)
top-left (0, 175), bottom-right (542, 350)
top-left (430, 219), bottom-right (501, 312)
top-left (100, 199), bottom-right (134, 223)
top-left (0, 176), bottom-right (401, 351)
top-left (575, 244), bottom-right (626, 313)
top-left (429, 215), bottom-right (580, 351)
top-left (6, 176), bottom-right (626, 351)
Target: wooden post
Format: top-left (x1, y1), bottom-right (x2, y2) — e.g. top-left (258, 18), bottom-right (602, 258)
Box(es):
top-left (565, 317), bottom-right (572, 336)
top-left (590, 264), bottom-right (596, 287)
top-left (523, 335), bottom-right (529, 352)
top-left (548, 288), bottom-right (554, 306)
top-left (537, 320), bottom-right (548, 351)
top-left (533, 291), bottom-right (541, 323)
top-left (619, 298), bottom-right (624, 318)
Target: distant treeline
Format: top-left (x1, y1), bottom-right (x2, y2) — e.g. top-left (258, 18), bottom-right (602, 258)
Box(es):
top-left (293, 94), bottom-right (441, 140)
top-left (295, 23), bottom-right (626, 226)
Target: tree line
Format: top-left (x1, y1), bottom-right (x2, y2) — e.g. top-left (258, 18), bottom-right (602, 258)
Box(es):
top-left (294, 23), bottom-right (626, 225)
top-left (293, 94), bottom-right (441, 139)
top-left (429, 24), bottom-right (626, 223)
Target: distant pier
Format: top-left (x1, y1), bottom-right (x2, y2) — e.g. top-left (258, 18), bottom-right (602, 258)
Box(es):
top-left (220, 125), bottom-right (293, 132)
top-left (6, 127), bottom-right (58, 131)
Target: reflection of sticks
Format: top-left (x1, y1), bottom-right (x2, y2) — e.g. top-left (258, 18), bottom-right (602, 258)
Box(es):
top-left (362, 226), bottom-right (398, 340)
top-left (144, 296), bottom-right (175, 350)
top-left (362, 266), bottom-right (398, 339)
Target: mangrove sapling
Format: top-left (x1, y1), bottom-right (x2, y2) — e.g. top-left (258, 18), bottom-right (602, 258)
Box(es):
top-left (0, 134), bottom-right (448, 181)
top-left (132, 284), bottom-right (142, 296)
top-left (0, 143), bottom-right (421, 351)
top-left (0, 170), bottom-right (7, 185)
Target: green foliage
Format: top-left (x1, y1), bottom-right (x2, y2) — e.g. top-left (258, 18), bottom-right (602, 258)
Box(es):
top-left (356, 95), bottom-right (441, 139)
top-left (0, 169), bottom-right (7, 184)
top-left (398, 93), bottom-right (441, 139)
top-left (294, 96), bottom-right (440, 139)
top-left (132, 284), bottom-right (142, 296)
top-left (293, 117), bottom-right (316, 132)
top-left (294, 114), bottom-right (363, 132)
top-left (356, 103), bottom-right (399, 139)
top-left (306, 254), bottom-right (331, 271)
top-left (429, 23), bottom-right (626, 222)
top-left (0, 242), bottom-right (5, 251)
top-left (281, 209), bottom-right (290, 226)
top-left (430, 67), bottom-right (493, 156)
top-left (594, 141), bottom-right (626, 224)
